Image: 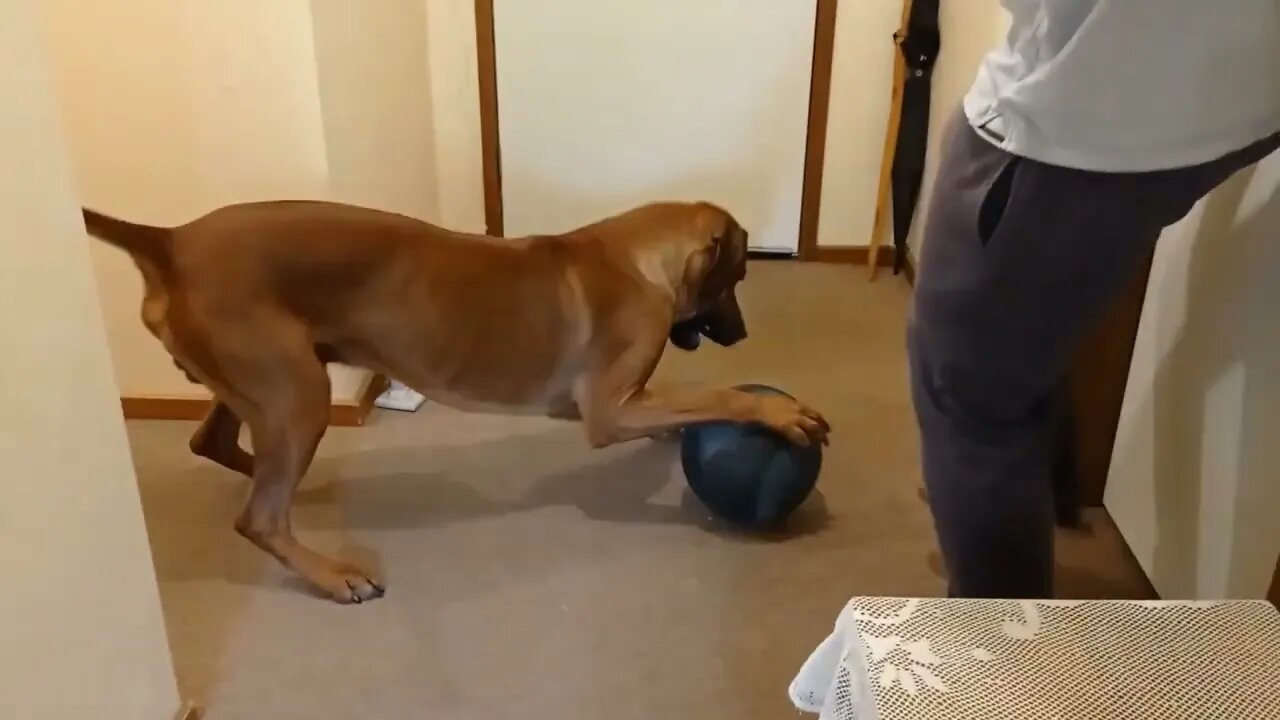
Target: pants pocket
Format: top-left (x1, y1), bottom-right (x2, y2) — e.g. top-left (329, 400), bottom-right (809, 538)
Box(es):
top-left (977, 154), bottom-right (1022, 246)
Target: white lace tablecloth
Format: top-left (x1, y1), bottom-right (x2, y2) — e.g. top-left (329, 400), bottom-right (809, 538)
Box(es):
top-left (789, 597), bottom-right (1280, 719)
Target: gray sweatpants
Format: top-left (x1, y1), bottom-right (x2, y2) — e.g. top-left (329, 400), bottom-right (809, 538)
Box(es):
top-left (907, 111), bottom-right (1279, 598)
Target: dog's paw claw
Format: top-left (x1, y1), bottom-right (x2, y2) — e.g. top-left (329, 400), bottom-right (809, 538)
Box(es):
top-left (326, 568), bottom-right (385, 605)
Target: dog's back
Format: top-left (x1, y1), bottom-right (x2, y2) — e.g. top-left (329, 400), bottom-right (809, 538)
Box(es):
top-left (84, 200), bottom-right (609, 408)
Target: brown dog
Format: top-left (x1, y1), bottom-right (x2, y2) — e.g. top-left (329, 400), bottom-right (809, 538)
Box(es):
top-left (83, 200), bottom-right (829, 603)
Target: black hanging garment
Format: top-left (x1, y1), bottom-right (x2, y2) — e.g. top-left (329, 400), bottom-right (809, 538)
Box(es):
top-left (890, 0), bottom-right (941, 274)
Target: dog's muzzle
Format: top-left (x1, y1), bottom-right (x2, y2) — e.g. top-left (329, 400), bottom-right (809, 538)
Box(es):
top-left (669, 314), bottom-right (747, 351)
top-left (669, 318), bottom-right (707, 350)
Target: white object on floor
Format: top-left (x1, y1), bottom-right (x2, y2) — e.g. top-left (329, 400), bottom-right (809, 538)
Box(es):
top-left (374, 380), bottom-right (425, 412)
top-left (789, 596), bottom-right (1280, 719)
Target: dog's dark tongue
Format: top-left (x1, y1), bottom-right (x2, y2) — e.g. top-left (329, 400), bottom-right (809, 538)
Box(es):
top-left (669, 320), bottom-right (703, 351)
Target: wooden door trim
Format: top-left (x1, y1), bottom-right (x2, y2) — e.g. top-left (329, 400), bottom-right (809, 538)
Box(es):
top-left (120, 375), bottom-right (389, 428)
top-left (1067, 250), bottom-right (1156, 506)
top-left (473, 0), bottom-right (836, 257)
top-left (475, 0), bottom-right (503, 236)
top-left (1268, 552), bottom-right (1280, 607)
top-left (797, 0), bottom-right (837, 261)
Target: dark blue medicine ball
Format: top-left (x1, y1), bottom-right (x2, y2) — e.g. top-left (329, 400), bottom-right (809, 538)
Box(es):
top-left (680, 384), bottom-right (822, 529)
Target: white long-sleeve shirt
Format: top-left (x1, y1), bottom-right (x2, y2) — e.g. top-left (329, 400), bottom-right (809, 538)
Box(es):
top-left (964, 0), bottom-right (1280, 171)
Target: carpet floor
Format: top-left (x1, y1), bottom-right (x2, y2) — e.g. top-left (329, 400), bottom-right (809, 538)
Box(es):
top-left (124, 260), bottom-right (1153, 719)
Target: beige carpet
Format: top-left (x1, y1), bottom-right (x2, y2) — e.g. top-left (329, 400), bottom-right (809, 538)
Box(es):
top-left (125, 261), bottom-right (1152, 719)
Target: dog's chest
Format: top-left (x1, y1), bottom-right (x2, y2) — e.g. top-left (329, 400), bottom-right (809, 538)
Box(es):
top-left (410, 335), bottom-right (584, 416)
top-left (418, 383), bottom-right (574, 417)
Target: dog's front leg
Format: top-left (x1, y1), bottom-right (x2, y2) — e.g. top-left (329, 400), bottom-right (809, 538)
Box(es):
top-left (573, 360), bottom-right (829, 449)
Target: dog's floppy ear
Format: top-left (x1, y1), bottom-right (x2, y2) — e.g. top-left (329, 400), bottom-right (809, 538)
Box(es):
top-left (682, 210), bottom-right (746, 300)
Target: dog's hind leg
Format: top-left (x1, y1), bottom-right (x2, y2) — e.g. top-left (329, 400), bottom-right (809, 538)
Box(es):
top-left (168, 352), bottom-right (255, 476)
top-left (189, 400), bottom-right (254, 477)
top-left (230, 351), bottom-right (385, 604)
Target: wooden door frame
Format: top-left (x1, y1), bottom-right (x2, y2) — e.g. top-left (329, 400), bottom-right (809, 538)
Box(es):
top-left (1269, 552), bottom-right (1280, 607)
top-left (474, 0), bottom-right (504, 236)
top-left (797, 0), bottom-right (838, 261)
top-left (473, 0), bottom-right (838, 260)
top-left (1067, 250), bottom-right (1156, 506)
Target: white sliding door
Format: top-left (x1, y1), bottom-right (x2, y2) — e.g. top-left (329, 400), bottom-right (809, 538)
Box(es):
top-left (494, 0), bottom-right (818, 254)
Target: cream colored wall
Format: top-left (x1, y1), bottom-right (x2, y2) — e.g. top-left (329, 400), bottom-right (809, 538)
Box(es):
top-left (425, 0), bottom-right (488, 233)
top-left (1106, 152), bottom-right (1280, 600)
top-left (311, 0), bottom-right (440, 221)
top-left (817, 1), bottom-right (1011, 250)
top-left (42, 0), bottom-right (209, 399)
top-left (43, 0), bottom-right (445, 402)
top-left (418, 1), bottom-right (1011, 250)
top-left (0, 1), bottom-right (179, 716)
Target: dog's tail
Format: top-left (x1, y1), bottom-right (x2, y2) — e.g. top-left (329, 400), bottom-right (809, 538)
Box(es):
top-left (81, 208), bottom-right (173, 276)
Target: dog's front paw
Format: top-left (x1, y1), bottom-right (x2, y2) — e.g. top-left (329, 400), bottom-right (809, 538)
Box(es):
top-left (758, 396), bottom-right (830, 447)
top-left (318, 564), bottom-right (386, 605)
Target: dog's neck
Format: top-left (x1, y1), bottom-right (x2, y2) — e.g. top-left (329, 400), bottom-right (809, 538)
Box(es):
top-left (630, 239), bottom-right (701, 319)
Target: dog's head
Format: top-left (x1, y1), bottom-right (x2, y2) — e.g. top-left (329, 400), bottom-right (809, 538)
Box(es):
top-left (669, 204), bottom-right (749, 351)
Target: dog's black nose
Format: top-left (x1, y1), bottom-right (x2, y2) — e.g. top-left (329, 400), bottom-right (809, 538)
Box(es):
top-left (669, 321), bottom-right (704, 351)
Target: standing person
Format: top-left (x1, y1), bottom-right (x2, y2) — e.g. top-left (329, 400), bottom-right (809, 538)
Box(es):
top-left (908, 1), bottom-right (1280, 598)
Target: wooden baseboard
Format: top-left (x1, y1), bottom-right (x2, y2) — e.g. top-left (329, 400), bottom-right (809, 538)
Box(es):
top-left (332, 373), bottom-right (389, 426)
top-left (811, 246), bottom-right (892, 265)
top-left (811, 245), bottom-right (915, 283)
top-left (119, 396), bottom-right (212, 422)
top-left (121, 374), bottom-right (389, 427)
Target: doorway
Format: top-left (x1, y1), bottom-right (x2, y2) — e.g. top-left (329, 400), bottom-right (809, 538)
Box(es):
top-left (478, 0), bottom-right (822, 255)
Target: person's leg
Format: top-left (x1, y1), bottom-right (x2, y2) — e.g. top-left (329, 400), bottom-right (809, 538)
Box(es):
top-left (908, 113), bottom-right (1279, 598)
